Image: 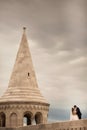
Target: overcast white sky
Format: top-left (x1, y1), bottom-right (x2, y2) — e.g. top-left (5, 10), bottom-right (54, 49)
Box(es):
top-left (0, 0), bottom-right (87, 122)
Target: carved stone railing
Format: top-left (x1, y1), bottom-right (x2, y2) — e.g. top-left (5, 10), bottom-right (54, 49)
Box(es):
top-left (0, 119), bottom-right (87, 130)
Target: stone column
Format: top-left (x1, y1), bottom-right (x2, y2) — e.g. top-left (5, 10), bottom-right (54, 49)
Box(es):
top-left (17, 110), bottom-right (23, 127)
top-left (43, 111), bottom-right (48, 123)
top-left (6, 111), bottom-right (10, 127)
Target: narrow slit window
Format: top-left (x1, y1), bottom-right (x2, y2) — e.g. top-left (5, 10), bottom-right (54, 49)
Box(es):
top-left (28, 72), bottom-right (30, 77)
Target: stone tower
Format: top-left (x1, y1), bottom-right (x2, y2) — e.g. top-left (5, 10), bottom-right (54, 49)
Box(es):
top-left (0, 28), bottom-right (50, 128)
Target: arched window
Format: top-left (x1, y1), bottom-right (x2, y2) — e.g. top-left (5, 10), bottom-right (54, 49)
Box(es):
top-left (23, 112), bottom-right (33, 126)
top-left (35, 112), bottom-right (43, 124)
top-left (0, 112), bottom-right (6, 127)
top-left (10, 113), bottom-right (17, 127)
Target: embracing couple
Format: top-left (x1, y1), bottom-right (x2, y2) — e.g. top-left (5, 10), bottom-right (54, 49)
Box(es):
top-left (70, 105), bottom-right (82, 120)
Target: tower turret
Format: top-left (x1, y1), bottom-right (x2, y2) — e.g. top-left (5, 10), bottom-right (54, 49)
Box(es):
top-left (0, 28), bottom-right (50, 128)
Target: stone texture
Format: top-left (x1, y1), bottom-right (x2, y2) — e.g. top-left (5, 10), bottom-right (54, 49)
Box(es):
top-left (0, 28), bottom-right (49, 127)
top-left (0, 119), bottom-right (87, 130)
top-left (0, 28), bottom-right (48, 104)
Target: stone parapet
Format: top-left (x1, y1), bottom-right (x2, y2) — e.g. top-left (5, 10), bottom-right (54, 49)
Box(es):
top-left (0, 119), bottom-right (87, 130)
top-left (17, 119), bottom-right (87, 130)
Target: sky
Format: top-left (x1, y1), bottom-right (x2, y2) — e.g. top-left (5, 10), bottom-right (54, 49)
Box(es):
top-left (0, 0), bottom-right (87, 122)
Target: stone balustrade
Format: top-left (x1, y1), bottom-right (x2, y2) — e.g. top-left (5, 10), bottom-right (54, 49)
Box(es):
top-left (0, 119), bottom-right (87, 130)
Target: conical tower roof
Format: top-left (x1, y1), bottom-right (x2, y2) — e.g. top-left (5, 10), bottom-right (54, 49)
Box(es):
top-left (0, 27), bottom-right (48, 105)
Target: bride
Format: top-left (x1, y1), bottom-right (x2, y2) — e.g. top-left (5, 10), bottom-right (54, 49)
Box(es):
top-left (70, 107), bottom-right (79, 120)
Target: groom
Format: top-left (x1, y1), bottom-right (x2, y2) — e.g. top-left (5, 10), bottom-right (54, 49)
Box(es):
top-left (74, 105), bottom-right (82, 119)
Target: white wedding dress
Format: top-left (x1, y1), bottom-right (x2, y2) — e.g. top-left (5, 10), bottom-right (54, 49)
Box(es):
top-left (70, 109), bottom-right (79, 120)
top-left (70, 113), bottom-right (79, 120)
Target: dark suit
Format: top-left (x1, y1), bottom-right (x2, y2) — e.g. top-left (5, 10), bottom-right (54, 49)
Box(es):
top-left (76, 107), bottom-right (82, 119)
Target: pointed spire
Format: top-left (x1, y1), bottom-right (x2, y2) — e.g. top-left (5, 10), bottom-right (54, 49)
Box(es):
top-left (23, 27), bottom-right (26, 32)
top-left (23, 27), bottom-right (26, 36)
top-left (0, 28), bottom-right (48, 104)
